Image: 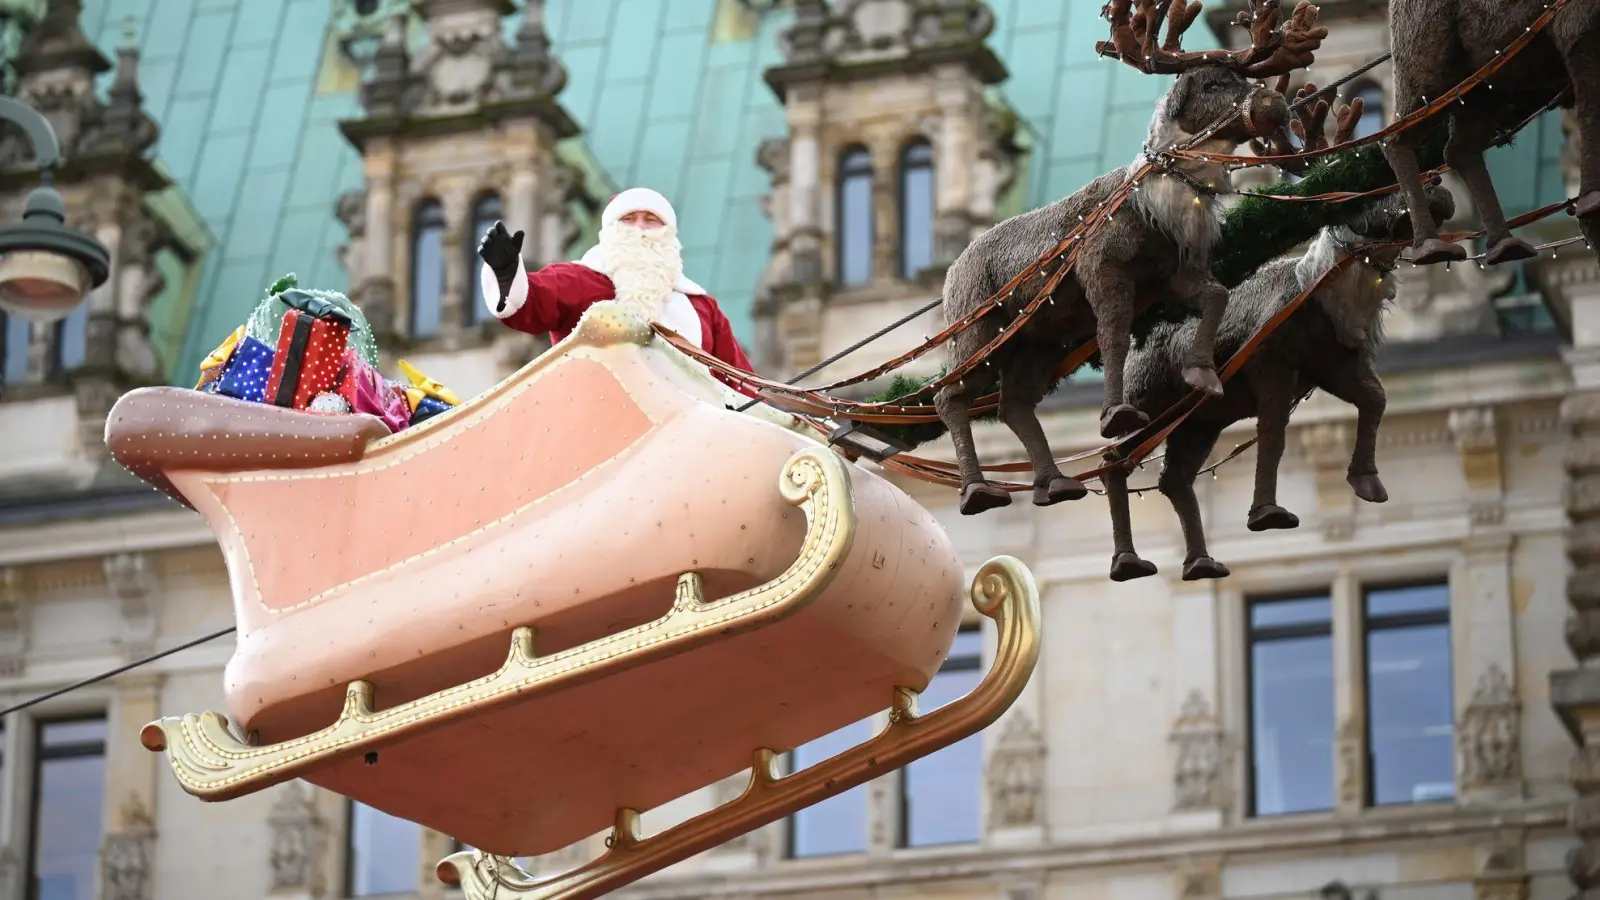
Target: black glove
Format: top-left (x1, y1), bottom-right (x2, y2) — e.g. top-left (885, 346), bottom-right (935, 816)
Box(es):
top-left (477, 221), bottom-right (525, 312)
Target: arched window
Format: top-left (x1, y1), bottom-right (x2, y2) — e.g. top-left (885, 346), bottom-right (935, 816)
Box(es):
top-left (345, 800), bottom-right (420, 897)
top-left (410, 199), bottom-right (446, 339)
top-left (836, 146), bottom-right (875, 287)
top-left (898, 140), bottom-right (935, 279)
top-left (466, 192), bottom-right (503, 326)
top-left (1351, 82), bottom-right (1386, 140)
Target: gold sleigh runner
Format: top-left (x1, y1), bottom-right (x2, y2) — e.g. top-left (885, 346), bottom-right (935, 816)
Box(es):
top-left (436, 556), bottom-right (1041, 900)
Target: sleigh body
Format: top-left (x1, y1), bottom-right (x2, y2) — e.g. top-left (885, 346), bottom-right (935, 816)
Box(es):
top-left (107, 302), bottom-right (1042, 881)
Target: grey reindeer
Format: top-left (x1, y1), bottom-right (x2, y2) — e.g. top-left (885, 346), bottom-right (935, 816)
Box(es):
top-left (933, 0), bottom-right (1327, 517)
top-left (1102, 179), bottom-right (1457, 582)
top-left (1381, 0), bottom-right (1598, 267)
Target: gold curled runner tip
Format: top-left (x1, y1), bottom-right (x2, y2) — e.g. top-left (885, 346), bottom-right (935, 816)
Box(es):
top-left (436, 555), bottom-right (1042, 900)
top-left (140, 446), bottom-right (858, 801)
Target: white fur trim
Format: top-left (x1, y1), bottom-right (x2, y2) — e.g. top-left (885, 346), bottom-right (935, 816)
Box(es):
top-left (484, 256), bottom-right (529, 319)
top-left (602, 188), bottom-right (678, 230)
top-left (658, 292), bottom-right (703, 349)
top-left (577, 243), bottom-right (705, 297)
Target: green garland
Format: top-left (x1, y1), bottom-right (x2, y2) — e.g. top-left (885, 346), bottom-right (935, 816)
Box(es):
top-left (244, 273), bottom-right (382, 368)
top-left (863, 126), bottom-right (1453, 449)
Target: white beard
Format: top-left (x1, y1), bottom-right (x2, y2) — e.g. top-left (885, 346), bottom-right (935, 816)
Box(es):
top-left (597, 223), bottom-right (684, 321)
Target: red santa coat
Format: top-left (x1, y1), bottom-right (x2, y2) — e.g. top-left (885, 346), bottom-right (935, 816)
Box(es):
top-left (494, 262), bottom-right (757, 397)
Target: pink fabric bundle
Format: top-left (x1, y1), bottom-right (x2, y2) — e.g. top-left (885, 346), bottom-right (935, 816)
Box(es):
top-left (336, 349), bottom-right (413, 433)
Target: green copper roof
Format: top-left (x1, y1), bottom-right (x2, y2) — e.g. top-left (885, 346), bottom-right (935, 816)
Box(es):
top-left (62, 0), bottom-right (1562, 385)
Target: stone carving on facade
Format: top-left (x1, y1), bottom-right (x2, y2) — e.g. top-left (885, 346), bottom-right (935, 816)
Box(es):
top-left (1459, 664), bottom-right (1522, 789)
top-left (331, 0), bottom-right (413, 67)
top-left (1175, 857), bottom-right (1223, 899)
top-left (1336, 717), bottom-right (1363, 808)
top-left (777, 0), bottom-right (1002, 72)
top-left (503, 0), bottom-right (567, 99)
top-left (985, 709), bottom-right (1046, 829)
top-left (104, 552), bottom-right (157, 659)
top-left (1474, 836), bottom-right (1530, 900)
top-left (268, 780), bottom-right (327, 894)
top-left (0, 567), bottom-right (24, 678)
top-left (100, 793), bottom-right (155, 900)
top-left (1320, 880), bottom-right (1379, 900)
top-left (1170, 691), bottom-right (1226, 811)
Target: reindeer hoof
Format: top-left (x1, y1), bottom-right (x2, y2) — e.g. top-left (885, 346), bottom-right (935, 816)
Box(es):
top-left (1109, 551), bottom-right (1159, 582)
top-left (1182, 556), bottom-right (1231, 581)
top-left (1247, 504), bottom-right (1300, 532)
top-left (959, 481), bottom-right (1013, 516)
top-left (1573, 191), bottom-right (1600, 219)
top-left (1033, 475), bottom-right (1088, 506)
top-left (1410, 238), bottom-right (1467, 265)
top-left (1485, 236), bottom-right (1538, 266)
top-left (1347, 472), bottom-right (1389, 504)
top-left (1181, 366), bottom-right (1224, 397)
top-left (1099, 404), bottom-right (1150, 439)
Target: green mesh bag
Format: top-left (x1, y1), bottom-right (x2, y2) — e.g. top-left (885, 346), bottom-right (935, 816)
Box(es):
top-left (243, 273), bottom-right (380, 368)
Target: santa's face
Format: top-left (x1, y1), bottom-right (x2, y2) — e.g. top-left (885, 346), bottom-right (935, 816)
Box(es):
top-left (599, 215), bottom-right (683, 319)
top-left (618, 209), bottom-right (666, 230)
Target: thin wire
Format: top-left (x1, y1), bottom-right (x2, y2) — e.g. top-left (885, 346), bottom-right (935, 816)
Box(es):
top-left (734, 296), bottom-right (945, 413)
top-left (0, 626), bottom-right (236, 718)
top-left (1287, 51), bottom-right (1392, 113)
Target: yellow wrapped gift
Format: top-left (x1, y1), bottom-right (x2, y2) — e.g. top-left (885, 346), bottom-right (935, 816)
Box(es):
top-left (196, 325), bottom-right (246, 390)
top-left (397, 359), bottom-right (462, 412)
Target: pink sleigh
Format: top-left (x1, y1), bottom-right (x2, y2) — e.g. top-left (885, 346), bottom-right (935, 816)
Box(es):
top-left (107, 301), bottom-right (1040, 897)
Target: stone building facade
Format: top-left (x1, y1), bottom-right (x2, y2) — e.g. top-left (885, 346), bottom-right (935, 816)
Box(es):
top-left (0, 1), bottom-right (1593, 899)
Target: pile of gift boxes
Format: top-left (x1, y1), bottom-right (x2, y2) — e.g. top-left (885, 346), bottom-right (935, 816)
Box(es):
top-left (195, 284), bottom-right (459, 434)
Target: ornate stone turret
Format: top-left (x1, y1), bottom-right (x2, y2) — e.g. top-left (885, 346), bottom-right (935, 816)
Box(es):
top-left (0, 3), bottom-right (174, 468)
top-left (754, 0), bottom-right (1019, 379)
top-left (335, 0), bottom-right (588, 357)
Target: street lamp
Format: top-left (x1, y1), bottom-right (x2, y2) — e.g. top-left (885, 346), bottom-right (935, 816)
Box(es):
top-left (0, 95), bottom-right (110, 324)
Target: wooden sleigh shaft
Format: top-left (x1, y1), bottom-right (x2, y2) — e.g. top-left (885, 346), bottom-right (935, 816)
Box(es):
top-left (437, 555), bottom-right (1042, 900)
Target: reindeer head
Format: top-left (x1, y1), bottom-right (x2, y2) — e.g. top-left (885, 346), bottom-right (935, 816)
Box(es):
top-left (1099, 1), bottom-right (1329, 146)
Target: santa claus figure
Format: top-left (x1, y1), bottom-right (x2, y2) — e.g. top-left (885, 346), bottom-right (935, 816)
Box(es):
top-left (477, 188), bottom-right (755, 392)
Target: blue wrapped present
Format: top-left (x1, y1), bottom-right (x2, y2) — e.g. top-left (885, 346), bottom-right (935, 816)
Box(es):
top-left (216, 335), bottom-right (276, 403)
top-left (410, 395), bottom-right (454, 425)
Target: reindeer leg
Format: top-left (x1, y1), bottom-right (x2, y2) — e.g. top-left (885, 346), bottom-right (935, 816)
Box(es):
top-left (1104, 456), bottom-right (1158, 582)
top-left (999, 349), bottom-right (1088, 507)
top-left (1318, 357), bottom-right (1388, 504)
top-left (1159, 421), bottom-right (1230, 581)
top-left (1563, 39), bottom-right (1600, 220)
top-left (935, 380), bottom-right (1011, 516)
top-left (1447, 104), bottom-right (1537, 265)
top-left (1382, 131), bottom-right (1466, 265)
top-left (1246, 376), bottom-right (1300, 532)
top-left (1170, 268), bottom-right (1228, 397)
top-left (1083, 266), bottom-right (1149, 438)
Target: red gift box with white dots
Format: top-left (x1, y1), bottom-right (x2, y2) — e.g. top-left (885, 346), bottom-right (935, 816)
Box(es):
top-left (264, 309), bottom-right (351, 410)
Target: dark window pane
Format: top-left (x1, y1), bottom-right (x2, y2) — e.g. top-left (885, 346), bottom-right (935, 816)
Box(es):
top-left (903, 627), bottom-right (982, 846)
top-left (54, 300), bottom-right (88, 373)
top-left (31, 719), bottom-right (106, 900)
top-left (1354, 84), bottom-right (1385, 139)
top-left (467, 194), bottom-right (503, 326)
top-left (347, 802), bottom-right (420, 896)
top-left (899, 141), bottom-right (934, 279)
top-left (790, 716), bottom-right (874, 857)
top-left (3, 313), bottom-right (30, 384)
top-left (1250, 632), bottom-right (1334, 815)
top-left (1366, 583), bottom-right (1449, 619)
top-left (1250, 596), bottom-right (1332, 631)
top-left (411, 200), bottom-right (446, 339)
top-left (837, 148), bottom-right (874, 287)
top-left (1367, 586), bottom-right (1454, 806)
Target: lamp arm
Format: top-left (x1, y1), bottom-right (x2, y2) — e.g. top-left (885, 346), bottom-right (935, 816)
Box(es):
top-left (0, 95), bottom-right (61, 172)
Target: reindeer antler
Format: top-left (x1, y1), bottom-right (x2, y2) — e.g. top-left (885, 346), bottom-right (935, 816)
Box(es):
top-left (1249, 82), bottom-right (1366, 172)
top-left (1096, 0), bottom-right (1328, 78)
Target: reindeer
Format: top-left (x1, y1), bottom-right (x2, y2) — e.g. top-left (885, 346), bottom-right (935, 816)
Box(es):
top-left (933, 0), bottom-right (1327, 517)
top-left (1100, 169), bottom-right (1456, 582)
top-left (1381, 0), bottom-right (1598, 267)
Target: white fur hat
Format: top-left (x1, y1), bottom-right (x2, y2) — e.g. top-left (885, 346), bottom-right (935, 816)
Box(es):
top-left (602, 187), bottom-right (678, 230)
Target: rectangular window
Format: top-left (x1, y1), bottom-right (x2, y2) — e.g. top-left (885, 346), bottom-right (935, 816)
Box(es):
top-left (787, 716), bottom-right (875, 858)
top-left (2, 312), bottom-right (29, 386)
top-left (29, 717), bottom-right (107, 900)
top-left (346, 801), bottom-right (420, 897)
top-left (53, 301), bottom-right (88, 375)
top-left (900, 627), bottom-right (983, 847)
top-left (1364, 583), bottom-right (1454, 806)
top-left (1247, 594), bottom-right (1335, 816)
